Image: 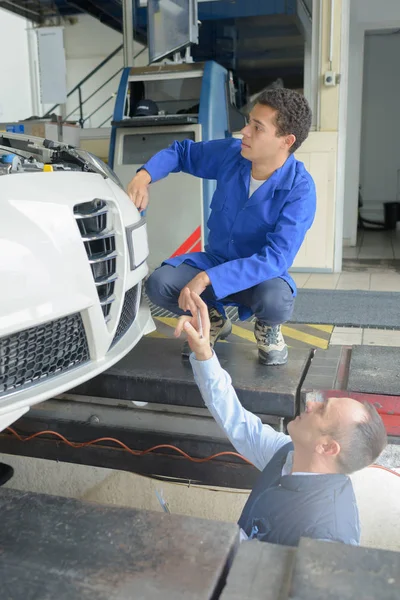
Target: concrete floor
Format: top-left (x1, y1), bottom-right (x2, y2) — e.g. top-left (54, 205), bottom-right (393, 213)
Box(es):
top-left (1, 449), bottom-right (399, 553)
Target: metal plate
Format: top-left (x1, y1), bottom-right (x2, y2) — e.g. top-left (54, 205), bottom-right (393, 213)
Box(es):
top-left (0, 488), bottom-right (238, 600)
top-left (71, 337), bottom-right (312, 418)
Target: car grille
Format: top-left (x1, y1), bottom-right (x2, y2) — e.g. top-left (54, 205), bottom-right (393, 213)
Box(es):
top-left (0, 314), bottom-right (89, 397)
top-left (110, 284), bottom-right (140, 348)
top-left (74, 199), bottom-right (117, 323)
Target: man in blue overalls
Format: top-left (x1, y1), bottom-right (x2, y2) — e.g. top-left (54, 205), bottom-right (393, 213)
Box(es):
top-left (128, 88), bottom-right (316, 365)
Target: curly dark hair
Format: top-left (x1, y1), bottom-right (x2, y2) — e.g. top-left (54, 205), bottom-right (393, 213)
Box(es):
top-left (256, 88), bottom-right (312, 153)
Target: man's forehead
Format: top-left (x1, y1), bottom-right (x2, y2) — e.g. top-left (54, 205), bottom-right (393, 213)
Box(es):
top-left (250, 104), bottom-right (277, 122)
top-left (327, 396), bottom-right (367, 422)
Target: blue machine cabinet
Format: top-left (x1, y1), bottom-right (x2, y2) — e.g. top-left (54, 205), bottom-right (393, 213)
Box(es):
top-left (109, 61), bottom-right (246, 239)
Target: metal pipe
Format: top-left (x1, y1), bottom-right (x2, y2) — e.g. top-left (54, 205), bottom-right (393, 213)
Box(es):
top-left (78, 87), bottom-right (84, 128)
top-left (298, 0), bottom-right (312, 23)
top-left (98, 115), bottom-right (114, 128)
top-left (316, 0), bottom-right (323, 131)
top-left (122, 0), bottom-right (134, 67)
top-left (82, 96), bottom-right (114, 125)
top-left (64, 68), bottom-right (123, 121)
top-left (329, 0), bottom-right (335, 70)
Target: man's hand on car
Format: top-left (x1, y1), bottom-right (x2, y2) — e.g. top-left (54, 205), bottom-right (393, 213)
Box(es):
top-left (127, 169), bottom-right (151, 211)
top-left (174, 290), bottom-right (213, 361)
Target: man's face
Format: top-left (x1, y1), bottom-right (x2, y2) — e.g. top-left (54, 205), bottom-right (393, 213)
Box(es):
top-left (287, 396), bottom-right (368, 455)
top-left (240, 103), bottom-right (294, 163)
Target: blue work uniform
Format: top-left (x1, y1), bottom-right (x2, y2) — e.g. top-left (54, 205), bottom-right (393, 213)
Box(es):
top-left (143, 138), bottom-right (316, 319)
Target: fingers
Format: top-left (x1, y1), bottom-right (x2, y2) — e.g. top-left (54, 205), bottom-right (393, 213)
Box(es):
top-left (183, 320), bottom-right (201, 343)
top-left (178, 286), bottom-right (191, 312)
top-left (137, 190), bottom-right (149, 212)
top-left (127, 180), bottom-right (149, 210)
top-left (185, 291), bottom-right (198, 320)
top-left (174, 315), bottom-right (191, 338)
top-left (191, 292), bottom-right (210, 335)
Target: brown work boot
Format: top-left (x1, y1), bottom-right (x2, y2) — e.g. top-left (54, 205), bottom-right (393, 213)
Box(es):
top-left (254, 321), bottom-right (288, 365)
top-left (182, 307), bottom-right (232, 357)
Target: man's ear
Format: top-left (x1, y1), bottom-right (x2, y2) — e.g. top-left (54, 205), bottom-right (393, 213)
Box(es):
top-left (284, 134), bottom-right (296, 151)
top-left (316, 438), bottom-right (341, 457)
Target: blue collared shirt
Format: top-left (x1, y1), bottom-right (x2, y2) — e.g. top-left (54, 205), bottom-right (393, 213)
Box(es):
top-left (189, 351), bottom-right (291, 472)
top-left (143, 138), bottom-right (316, 314)
top-left (190, 352), bottom-right (356, 545)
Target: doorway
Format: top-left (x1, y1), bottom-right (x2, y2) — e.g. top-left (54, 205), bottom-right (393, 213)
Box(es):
top-left (343, 29), bottom-right (400, 266)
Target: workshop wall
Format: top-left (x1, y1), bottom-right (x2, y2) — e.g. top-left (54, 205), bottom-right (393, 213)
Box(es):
top-left (0, 9), bottom-right (32, 122)
top-left (63, 15), bottom-right (148, 128)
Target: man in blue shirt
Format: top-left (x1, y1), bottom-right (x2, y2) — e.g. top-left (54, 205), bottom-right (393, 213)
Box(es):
top-left (128, 88), bottom-right (316, 365)
top-left (175, 290), bottom-right (388, 546)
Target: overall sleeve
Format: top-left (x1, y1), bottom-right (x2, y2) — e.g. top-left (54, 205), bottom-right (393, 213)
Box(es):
top-left (206, 179), bottom-right (316, 299)
top-left (190, 352), bottom-right (290, 471)
top-left (141, 138), bottom-right (234, 183)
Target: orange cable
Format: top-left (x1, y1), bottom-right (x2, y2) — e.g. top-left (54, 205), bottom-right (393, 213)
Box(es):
top-left (368, 464), bottom-right (400, 478)
top-left (5, 428), bottom-right (400, 478)
top-left (6, 427), bottom-right (254, 466)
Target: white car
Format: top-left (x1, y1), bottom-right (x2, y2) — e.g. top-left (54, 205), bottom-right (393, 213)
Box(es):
top-left (0, 132), bottom-right (155, 432)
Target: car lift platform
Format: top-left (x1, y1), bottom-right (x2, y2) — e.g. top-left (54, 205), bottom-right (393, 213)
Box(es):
top-left (2, 487), bottom-right (399, 600)
top-left (0, 339), bottom-right (398, 489)
top-left (70, 337), bottom-right (313, 419)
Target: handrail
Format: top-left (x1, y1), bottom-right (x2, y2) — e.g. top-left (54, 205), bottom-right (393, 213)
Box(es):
top-left (82, 96), bottom-right (114, 125)
top-left (42, 45), bottom-right (147, 128)
top-left (64, 68), bottom-right (123, 121)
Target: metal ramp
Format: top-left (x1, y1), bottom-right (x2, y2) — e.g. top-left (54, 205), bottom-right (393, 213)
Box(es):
top-left (2, 487), bottom-right (399, 600)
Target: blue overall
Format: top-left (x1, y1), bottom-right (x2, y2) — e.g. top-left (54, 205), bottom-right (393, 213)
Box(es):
top-left (144, 138), bottom-right (316, 321)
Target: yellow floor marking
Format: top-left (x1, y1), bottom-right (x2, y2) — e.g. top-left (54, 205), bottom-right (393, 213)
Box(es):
top-left (231, 324), bottom-right (302, 348)
top-left (153, 317), bottom-right (327, 348)
top-left (231, 324), bottom-right (256, 343)
top-left (154, 316), bottom-right (179, 328)
top-left (281, 325), bottom-right (329, 349)
top-left (305, 324), bottom-right (334, 334)
top-left (147, 330), bottom-right (166, 338)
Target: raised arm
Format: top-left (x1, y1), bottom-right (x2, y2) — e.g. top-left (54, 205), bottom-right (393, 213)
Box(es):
top-left (127, 138), bottom-right (235, 211)
top-left (175, 290), bottom-right (290, 470)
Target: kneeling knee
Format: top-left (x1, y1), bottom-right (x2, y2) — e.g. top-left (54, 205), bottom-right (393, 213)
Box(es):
top-left (145, 271), bottom-right (163, 304)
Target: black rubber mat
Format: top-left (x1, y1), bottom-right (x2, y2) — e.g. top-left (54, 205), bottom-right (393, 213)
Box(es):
top-left (292, 290), bottom-right (400, 329)
top-left (347, 346), bottom-right (400, 396)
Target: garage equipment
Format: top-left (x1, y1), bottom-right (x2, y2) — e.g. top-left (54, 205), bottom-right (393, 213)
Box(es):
top-left (0, 338), bottom-right (398, 490)
top-left (109, 61), bottom-right (246, 270)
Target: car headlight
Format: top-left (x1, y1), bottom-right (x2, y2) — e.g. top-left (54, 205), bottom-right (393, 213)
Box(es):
top-left (126, 219), bottom-right (149, 270)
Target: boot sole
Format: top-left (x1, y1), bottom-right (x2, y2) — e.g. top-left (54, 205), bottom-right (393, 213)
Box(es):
top-left (258, 346), bottom-right (288, 366)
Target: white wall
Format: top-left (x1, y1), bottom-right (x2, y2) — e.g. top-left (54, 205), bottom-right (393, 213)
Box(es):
top-left (343, 0), bottom-right (400, 245)
top-left (0, 9), bottom-right (32, 122)
top-left (359, 33), bottom-right (400, 220)
top-left (62, 15), bottom-right (148, 128)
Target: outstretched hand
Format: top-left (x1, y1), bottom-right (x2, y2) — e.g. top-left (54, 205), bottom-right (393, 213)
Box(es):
top-left (174, 290), bottom-right (212, 361)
